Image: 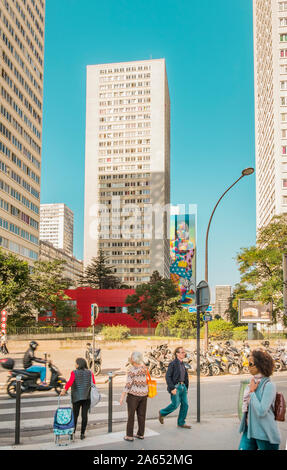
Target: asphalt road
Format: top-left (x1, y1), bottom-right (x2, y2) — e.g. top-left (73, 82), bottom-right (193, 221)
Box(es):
top-left (1, 372), bottom-right (287, 436)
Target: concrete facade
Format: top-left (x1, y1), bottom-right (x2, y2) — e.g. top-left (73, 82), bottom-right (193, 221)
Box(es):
top-left (40, 203), bottom-right (74, 256)
top-left (0, 0), bottom-right (45, 264)
top-left (84, 59), bottom-right (170, 287)
top-left (214, 285), bottom-right (232, 320)
top-left (39, 239), bottom-right (83, 286)
top-left (253, 0), bottom-right (287, 228)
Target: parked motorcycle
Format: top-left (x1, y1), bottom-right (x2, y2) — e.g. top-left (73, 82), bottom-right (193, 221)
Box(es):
top-left (85, 344), bottom-right (102, 376)
top-left (0, 357), bottom-right (66, 398)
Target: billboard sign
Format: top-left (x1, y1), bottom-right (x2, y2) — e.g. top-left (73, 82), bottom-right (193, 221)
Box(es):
top-left (238, 300), bottom-right (272, 323)
top-left (170, 208), bottom-right (196, 307)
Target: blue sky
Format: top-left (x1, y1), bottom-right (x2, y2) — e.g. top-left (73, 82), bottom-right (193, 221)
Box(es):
top-left (41, 0), bottom-right (255, 300)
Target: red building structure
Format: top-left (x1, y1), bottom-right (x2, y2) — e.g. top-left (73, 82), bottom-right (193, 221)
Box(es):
top-left (39, 287), bottom-right (156, 330)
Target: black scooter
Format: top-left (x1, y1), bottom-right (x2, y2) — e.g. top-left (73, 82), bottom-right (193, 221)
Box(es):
top-left (0, 358), bottom-right (66, 398)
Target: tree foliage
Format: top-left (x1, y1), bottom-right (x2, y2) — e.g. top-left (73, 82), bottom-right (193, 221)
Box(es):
top-left (0, 249), bottom-right (30, 311)
top-left (234, 214), bottom-right (287, 325)
top-left (6, 257), bottom-right (76, 327)
top-left (125, 271), bottom-right (179, 326)
top-left (79, 250), bottom-right (122, 289)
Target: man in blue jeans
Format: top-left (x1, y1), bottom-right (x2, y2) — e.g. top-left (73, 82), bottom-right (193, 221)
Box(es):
top-left (159, 347), bottom-right (191, 429)
top-left (23, 340), bottom-right (47, 384)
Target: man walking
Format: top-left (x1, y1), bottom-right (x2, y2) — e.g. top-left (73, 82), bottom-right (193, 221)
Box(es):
top-left (159, 346), bottom-right (191, 429)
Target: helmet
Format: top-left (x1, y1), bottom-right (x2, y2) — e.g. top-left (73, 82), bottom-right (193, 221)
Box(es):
top-left (29, 341), bottom-right (38, 350)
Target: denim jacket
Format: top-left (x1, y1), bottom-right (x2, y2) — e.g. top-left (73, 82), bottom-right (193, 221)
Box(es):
top-left (239, 377), bottom-right (281, 445)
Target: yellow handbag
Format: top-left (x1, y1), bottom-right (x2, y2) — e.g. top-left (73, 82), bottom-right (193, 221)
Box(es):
top-left (146, 369), bottom-right (157, 398)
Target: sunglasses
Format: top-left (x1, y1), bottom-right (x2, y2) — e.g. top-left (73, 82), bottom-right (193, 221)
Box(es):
top-left (248, 361), bottom-right (255, 367)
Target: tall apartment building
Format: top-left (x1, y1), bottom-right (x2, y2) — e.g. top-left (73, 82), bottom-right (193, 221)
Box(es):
top-left (214, 285), bottom-right (232, 320)
top-left (0, 0), bottom-right (45, 263)
top-left (253, 0), bottom-right (287, 228)
top-left (39, 240), bottom-right (83, 286)
top-left (40, 203), bottom-right (74, 256)
top-left (84, 59), bottom-right (170, 287)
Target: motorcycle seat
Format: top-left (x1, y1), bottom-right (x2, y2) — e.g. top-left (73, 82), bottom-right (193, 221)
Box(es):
top-left (13, 369), bottom-right (40, 377)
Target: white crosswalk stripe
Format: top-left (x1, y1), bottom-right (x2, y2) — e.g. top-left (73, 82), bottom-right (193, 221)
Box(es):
top-left (0, 410), bottom-right (128, 431)
top-left (0, 401), bottom-right (119, 415)
top-left (0, 393), bottom-right (107, 405)
top-left (0, 392), bottom-right (125, 432)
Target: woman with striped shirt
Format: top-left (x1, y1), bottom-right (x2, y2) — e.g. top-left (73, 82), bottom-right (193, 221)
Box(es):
top-left (120, 351), bottom-right (148, 441)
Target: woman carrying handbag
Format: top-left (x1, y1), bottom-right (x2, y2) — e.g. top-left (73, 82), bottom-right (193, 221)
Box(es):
top-left (120, 351), bottom-right (149, 442)
top-left (60, 357), bottom-right (96, 440)
top-left (239, 350), bottom-right (281, 450)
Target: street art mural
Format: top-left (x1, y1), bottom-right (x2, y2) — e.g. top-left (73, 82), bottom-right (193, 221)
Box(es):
top-left (170, 212), bottom-right (196, 306)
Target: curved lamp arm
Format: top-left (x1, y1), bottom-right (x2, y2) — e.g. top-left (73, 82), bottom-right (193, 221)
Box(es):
top-left (205, 168), bottom-right (254, 282)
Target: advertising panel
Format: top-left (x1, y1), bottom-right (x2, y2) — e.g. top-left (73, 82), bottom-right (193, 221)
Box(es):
top-left (238, 300), bottom-right (272, 323)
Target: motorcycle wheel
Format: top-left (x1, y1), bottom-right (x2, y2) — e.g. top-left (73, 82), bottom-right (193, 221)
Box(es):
top-left (151, 368), bottom-right (163, 378)
top-left (211, 364), bottom-right (221, 376)
top-left (7, 381), bottom-right (19, 399)
top-left (228, 364), bottom-right (240, 375)
top-left (55, 379), bottom-right (66, 395)
top-left (200, 365), bottom-right (210, 376)
top-left (93, 364), bottom-right (101, 376)
top-left (274, 361), bottom-right (283, 372)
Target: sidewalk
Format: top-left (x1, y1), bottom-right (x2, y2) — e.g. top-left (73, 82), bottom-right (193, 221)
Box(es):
top-left (1, 415), bottom-right (287, 450)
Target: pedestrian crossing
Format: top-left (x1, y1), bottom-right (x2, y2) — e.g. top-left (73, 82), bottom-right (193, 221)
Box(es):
top-left (0, 392), bottom-right (127, 432)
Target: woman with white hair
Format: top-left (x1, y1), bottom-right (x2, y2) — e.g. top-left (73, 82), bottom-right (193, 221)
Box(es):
top-left (120, 351), bottom-right (148, 442)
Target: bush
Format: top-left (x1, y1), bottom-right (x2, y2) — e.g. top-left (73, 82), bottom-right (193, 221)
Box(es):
top-left (155, 323), bottom-right (167, 337)
top-left (208, 320), bottom-right (233, 340)
top-left (101, 325), bottom-right (131, 341)
top-left (232, 326), bottom-right (248, 341)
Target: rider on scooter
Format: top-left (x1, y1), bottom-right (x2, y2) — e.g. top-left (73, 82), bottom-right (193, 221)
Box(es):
top-left (23, 341), bottom-right (48, 385)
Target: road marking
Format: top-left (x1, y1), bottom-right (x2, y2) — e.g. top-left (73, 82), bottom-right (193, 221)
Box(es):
top-left (0, 410), bottom-right (128, 431)
top-left (0, 427), bottom-right (160, 450)
top-left (0, 401), bottom-right (120, 415)
top-left (0, 394), bottom-right (107, 405)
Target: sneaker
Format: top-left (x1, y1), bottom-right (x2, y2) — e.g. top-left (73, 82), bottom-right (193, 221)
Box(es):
top-left (178, 424), bottom-right (192, 429)
top-left (158, 412), bottom-right (164, 424)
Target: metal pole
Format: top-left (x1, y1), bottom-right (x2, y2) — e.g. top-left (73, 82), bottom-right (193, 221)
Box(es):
top-left (108, 372), bottom-right (113, 433)
top-left (92, 322), bottom-right (95, 374)
top-left (44, 353), bottom-right (47, 382)
top-left (196, 305), bottom-right (201, 423)
top-left (283, 254), bottom-right (287, 316)
top-left (15, 375), bottom-right (21, 445)
top-left (204, 174), bottom-right (244, 351)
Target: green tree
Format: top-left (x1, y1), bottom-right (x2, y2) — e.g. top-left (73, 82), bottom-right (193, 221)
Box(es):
top-left (225, 283), bottom-right (254, 326)
top-left (125, 271), bottom-right (179, 327)
top-left (0, 249), bottom-right (30, 311)
top-left (28, 259), bottom-right (72, 313)
top-left (167, 308), bottom-right (204, 331)
top-left (54, 300), bottom-right (79, 326)
top-left (235, 214), bottom-right (287, 325)
top-left (79, 250), bottom-right (122, 289)
top-left (8, 259), bottom-right (73, 327)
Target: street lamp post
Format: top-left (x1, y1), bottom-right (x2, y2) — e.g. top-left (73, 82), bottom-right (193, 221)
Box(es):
top-left (204, 167), bottom-right (254, 350)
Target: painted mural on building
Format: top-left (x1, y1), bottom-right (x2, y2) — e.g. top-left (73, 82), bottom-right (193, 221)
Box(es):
top-left (170, 212), bottom-right (196, 306)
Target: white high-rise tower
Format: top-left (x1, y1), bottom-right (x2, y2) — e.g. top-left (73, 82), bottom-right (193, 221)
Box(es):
top-left (253, 0), bottom-right (287, 228)
top-left (84, 59), bottom-right (170, 287)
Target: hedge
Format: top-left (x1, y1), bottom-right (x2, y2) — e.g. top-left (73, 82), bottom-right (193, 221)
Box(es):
top-left (101, 325), bottom-right (131, 341)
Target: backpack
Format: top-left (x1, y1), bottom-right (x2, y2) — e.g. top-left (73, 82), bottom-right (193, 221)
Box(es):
top-left (262, 379), bottom-right (286, 422)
